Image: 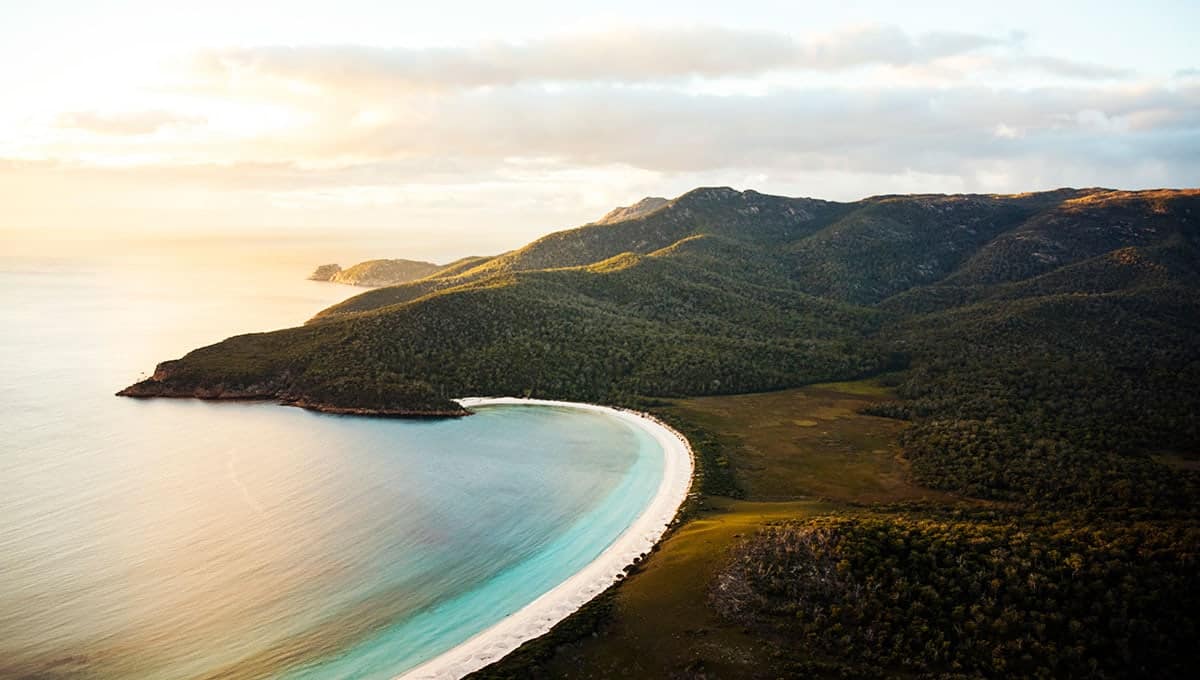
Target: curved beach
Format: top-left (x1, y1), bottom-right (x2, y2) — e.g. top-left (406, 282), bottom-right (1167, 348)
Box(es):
top-left (398, 398), bottom-right (695, 680)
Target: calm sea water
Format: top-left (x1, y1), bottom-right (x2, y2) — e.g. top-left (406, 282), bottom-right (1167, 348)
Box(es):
top-left (0, 248), bottom-right (663, 679)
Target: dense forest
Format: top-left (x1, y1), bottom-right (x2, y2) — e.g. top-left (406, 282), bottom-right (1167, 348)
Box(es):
top-left (122, 186), bottom-right (1200, 677)
top-left (712, 512), bottom-right (1200, 678)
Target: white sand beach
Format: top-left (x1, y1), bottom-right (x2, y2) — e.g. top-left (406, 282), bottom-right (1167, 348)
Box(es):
top-left (397, 397), bottom-right (695, 680)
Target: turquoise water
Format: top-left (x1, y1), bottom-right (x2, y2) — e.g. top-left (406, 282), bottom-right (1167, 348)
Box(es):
top-left (0, 249), bottom-right (664, 679)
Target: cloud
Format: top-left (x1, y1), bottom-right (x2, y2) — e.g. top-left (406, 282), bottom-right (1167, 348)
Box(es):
top-left (196, 24), bottom-right (1041, 92)
top-left (17, 80), bottom-right (1198, 193)
top-left (55, 110), bottom-right (205, 135)
top-left (250, 81), bottom-right (1193, 181)
top-left (8, 24), bottom-right (1194, 239)
top-left (802, 25), bottom-right (1002, 69)
top-left (1016, 55), bottom-right (1129, 80)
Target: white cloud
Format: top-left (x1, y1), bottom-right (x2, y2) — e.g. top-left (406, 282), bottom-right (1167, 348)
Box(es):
top-left (4, 23), bottom-right (1196, 240)
top-left (13, 80), bottom-right (1198, 193)
top-left (195, 24), bottom-right (1120, 93)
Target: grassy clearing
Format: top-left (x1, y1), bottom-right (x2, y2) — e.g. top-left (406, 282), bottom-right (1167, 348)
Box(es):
top-left (804, 373), bottom-right (903, 397)
top-left (669, 385), bottom-right (950, 504)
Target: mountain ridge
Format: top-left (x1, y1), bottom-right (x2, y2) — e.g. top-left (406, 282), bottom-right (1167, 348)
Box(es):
top-left (123, 185), bottom-right (1199, 399)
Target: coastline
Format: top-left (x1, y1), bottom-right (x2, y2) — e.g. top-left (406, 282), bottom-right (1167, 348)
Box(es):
top-left (397, 397), bottom-right (695, 680)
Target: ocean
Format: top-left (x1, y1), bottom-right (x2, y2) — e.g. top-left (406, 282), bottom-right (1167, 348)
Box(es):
top-left (0, 244), bottom-right (663, 679)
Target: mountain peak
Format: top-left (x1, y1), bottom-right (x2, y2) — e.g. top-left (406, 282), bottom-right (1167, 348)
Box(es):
top-left (674, 186), bottom-right (742, 204)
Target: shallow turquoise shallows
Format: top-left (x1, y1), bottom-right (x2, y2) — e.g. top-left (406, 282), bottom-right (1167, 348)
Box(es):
top-left (0, 249), bottom-right (664, 679)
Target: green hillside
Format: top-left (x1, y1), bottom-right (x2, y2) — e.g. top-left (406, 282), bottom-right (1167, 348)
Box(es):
top-left (122, 186), bottom-right (1200, 511)
top-left (309, 187), bottom-right (847, 320)
top-left (122, 238), bottom-right (886, 413)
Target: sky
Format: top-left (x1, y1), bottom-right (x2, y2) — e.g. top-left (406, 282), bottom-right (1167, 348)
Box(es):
top-left (2, 0), bottom-right (1198, 261)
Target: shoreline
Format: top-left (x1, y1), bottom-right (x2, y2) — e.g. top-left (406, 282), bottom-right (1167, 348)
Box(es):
top-left (116, 388), bottom-right (471, 418)
top-left (397, 397), bottom-right (695, 680)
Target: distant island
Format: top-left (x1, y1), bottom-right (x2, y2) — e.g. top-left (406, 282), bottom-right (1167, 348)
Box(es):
top-left (118, 185), bottom-right (1200, 678)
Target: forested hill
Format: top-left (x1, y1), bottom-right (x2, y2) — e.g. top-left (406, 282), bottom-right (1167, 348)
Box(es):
top-left (121, 186), bottom-right (1200, 509)
top-left (307, 187), bottom-right (850, 318)
top-left (306, 258), bottom-right (451, 287)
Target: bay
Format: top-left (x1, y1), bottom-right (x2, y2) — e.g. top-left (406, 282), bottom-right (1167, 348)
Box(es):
top-left (0, 244), bottom-right (662, 679)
